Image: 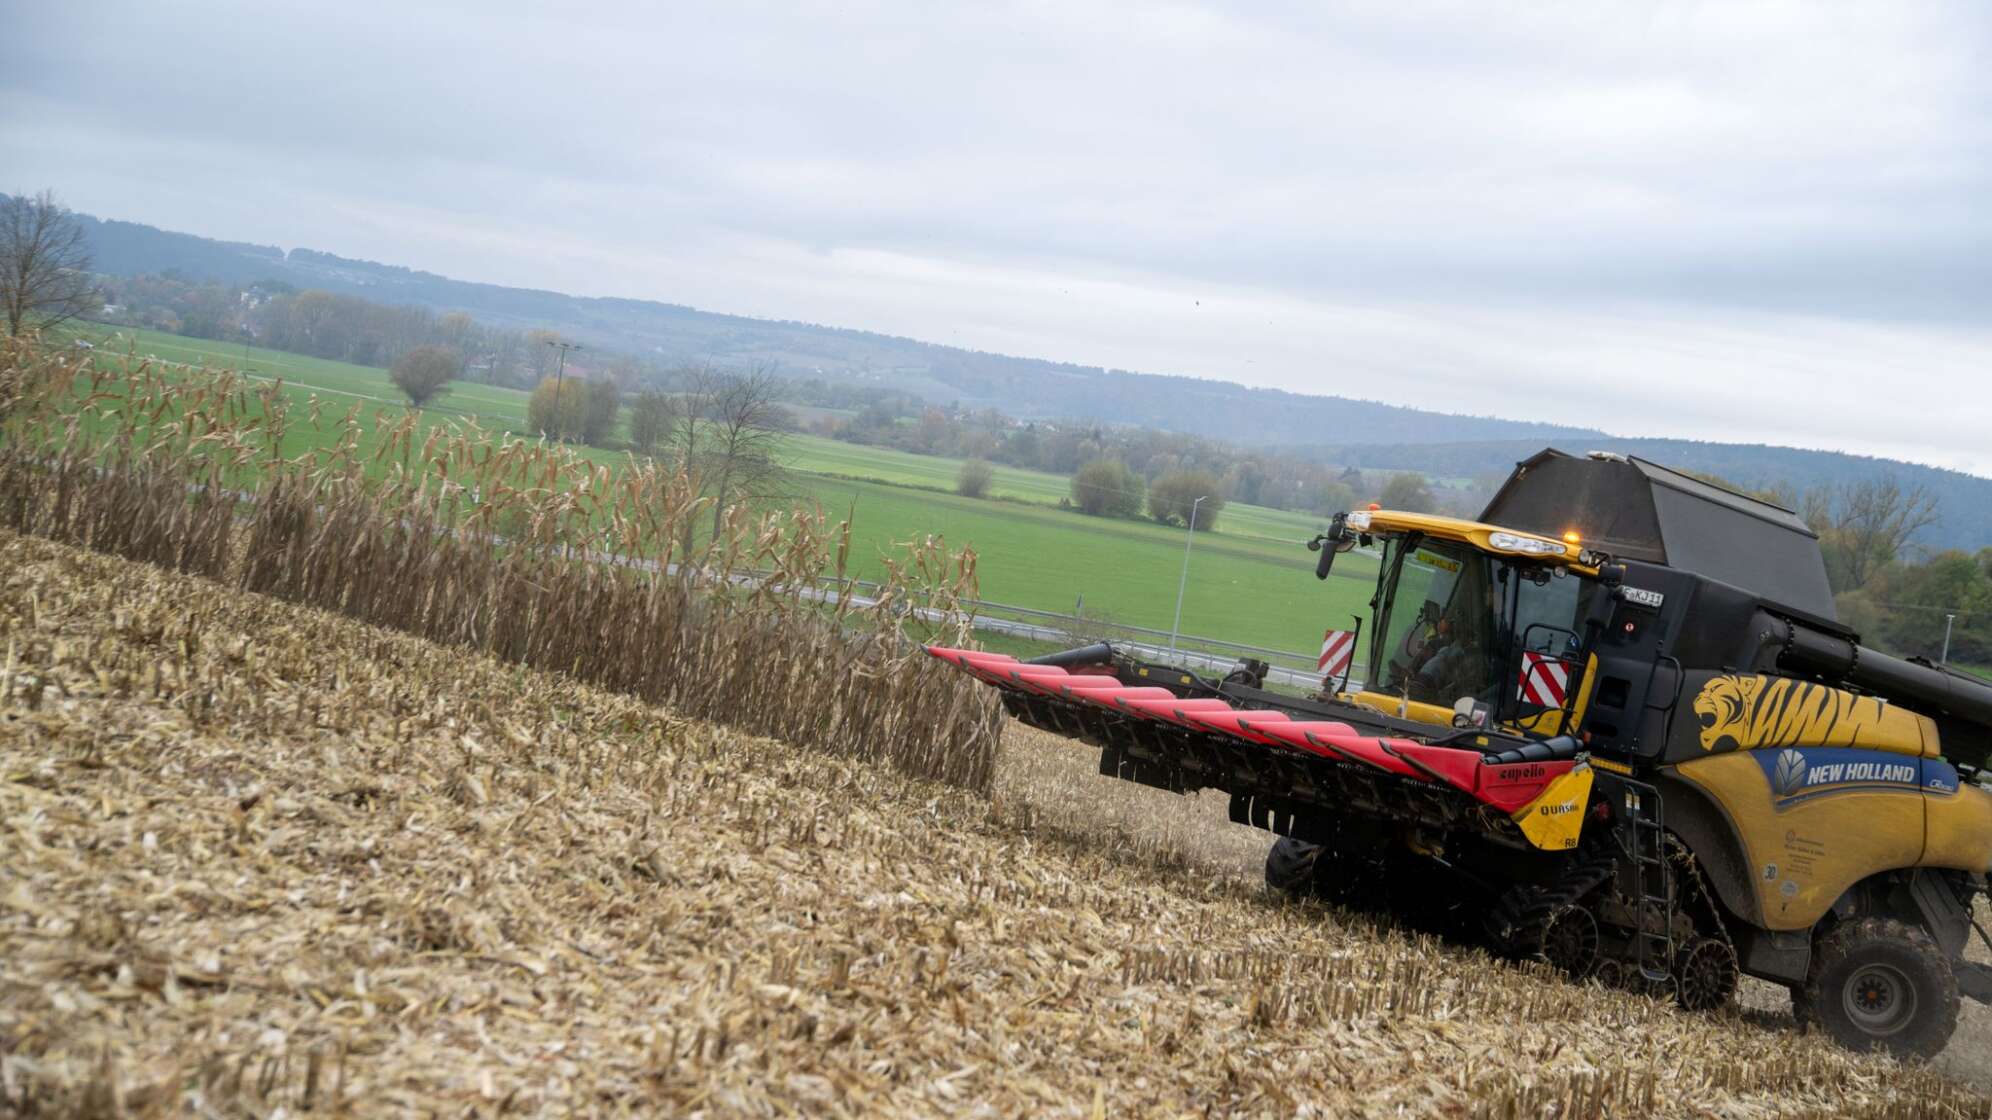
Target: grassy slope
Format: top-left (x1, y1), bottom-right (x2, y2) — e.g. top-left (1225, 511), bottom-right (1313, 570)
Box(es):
top-left (776, 432), bottom-right (1328, 545)
top-left (5, 532), bottom-right (1983, 1115)
top-left (66, 324), bottom-right (1371, 653)
top-left (799, 474), bottom-right (1375, 652)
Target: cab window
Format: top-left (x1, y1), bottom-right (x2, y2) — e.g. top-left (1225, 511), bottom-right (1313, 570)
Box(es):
top-left (1374, 538), bottom-right (1501, 707)
top-left (1513, 568), bottom-right (1584, 658)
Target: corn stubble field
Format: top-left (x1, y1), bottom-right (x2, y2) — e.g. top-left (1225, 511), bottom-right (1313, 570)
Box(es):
top-left (1, 337), bottom-right (1989, 1117)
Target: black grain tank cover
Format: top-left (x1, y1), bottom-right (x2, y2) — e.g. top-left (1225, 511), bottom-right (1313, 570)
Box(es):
top-left (1479, 449), bottom-right (1837, 620)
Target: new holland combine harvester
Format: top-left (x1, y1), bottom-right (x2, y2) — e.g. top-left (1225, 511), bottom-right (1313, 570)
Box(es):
top-left (928, 450), bottom-right (1992, 1057)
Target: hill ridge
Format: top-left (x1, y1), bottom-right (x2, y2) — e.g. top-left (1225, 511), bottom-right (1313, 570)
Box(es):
top-left (69, 205), bottom-right (1600, 446)
top-left (56, 204), bottom-right (1992, 549)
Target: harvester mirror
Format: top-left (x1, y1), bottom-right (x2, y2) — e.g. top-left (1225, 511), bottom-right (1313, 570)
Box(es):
top-left (1308, 513), bottom-right (1357, 580)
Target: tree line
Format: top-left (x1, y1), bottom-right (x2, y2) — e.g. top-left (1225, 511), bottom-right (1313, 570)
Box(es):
top-left (1677, 472), bottom-right (1982, 670)
top-left (95, 272), bottom-right (585, 391)
top-left (1803, 479), bottom-right (1989, 670)
top-left (843, 399), bottom-right (1464, 521)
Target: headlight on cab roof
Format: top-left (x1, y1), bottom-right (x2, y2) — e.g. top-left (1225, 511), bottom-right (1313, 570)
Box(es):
top-left (1344, 510), bottom-right (1372, 531)
top-left (1487, 530), bottom-right (1567, 556)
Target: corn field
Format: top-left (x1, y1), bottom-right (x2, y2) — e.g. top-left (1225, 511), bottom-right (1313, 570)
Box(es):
top-left (3, 533), bottom-right (1987, 1117)
top-left (0, 334), bottom-right (1002, 792)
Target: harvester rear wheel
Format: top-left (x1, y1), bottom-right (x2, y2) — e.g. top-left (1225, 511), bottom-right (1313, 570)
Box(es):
top-left (1798, 917), bottom-right (1958, 1060)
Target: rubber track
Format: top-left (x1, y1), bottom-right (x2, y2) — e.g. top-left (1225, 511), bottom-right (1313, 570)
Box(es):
top-left (1485, 854), bottom-right (1618, 959)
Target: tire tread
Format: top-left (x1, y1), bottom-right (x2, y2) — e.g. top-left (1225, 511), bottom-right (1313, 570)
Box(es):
top-left (1798, 915), bottom-right (1958, 1060)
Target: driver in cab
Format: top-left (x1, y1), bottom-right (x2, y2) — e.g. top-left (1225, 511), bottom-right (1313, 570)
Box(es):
top-left (1404, 581), bottom-right (1498, 704)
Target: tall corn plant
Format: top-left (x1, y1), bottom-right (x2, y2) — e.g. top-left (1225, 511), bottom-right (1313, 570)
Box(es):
top-left (0, 339), bottom-right (1003, 793)
top-left (0, 339), bottom-right (244, 579)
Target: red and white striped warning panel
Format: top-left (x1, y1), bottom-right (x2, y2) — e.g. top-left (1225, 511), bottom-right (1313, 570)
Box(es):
top-left (1518, 651), bottom-right (1571, 707)
top-left (1318, 629), bottom-right (1356, 677)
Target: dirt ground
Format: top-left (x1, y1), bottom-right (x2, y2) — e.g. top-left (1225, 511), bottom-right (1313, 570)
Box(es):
top-left (2, 531), bottom-right (1986, 1117)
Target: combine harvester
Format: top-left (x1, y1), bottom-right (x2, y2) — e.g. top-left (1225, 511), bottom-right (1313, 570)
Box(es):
top-left (930, 450), bottom-right (1992, 1057)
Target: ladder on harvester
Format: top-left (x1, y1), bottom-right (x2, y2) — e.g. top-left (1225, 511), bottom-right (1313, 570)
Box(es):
top-left (1620, 779), bottom-right (1674, 983)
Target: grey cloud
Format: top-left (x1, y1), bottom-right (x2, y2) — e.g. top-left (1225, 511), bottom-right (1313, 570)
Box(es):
top-left (4, 1), bottom-right (1990, 469)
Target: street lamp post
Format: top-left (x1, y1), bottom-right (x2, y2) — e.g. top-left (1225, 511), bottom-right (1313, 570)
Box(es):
top-left (1168, 495), bottom-right (1207, 652)
top-left (1941, 613), bottom-right (1956, 665)
top-left (543, 339), bottom-right (582, 438)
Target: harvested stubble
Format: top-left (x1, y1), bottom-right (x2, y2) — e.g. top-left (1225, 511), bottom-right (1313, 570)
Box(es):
top-left (4, 533), bottom-right (1989, 1119)
top-left (0, 335), bottom-right (1001, 794)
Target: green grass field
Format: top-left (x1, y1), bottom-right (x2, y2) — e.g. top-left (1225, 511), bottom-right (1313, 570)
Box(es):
top-left (775, 433), bottom-right (1331, 546)
top-left (58, 323), bottom-right (1372, 653)
top-left (794, 474), bottom-right (1375, 651)
top-left (77, 329), bottom-right (542, 431)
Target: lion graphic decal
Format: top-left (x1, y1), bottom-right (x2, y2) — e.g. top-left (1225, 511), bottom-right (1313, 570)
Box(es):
top-left (1694, 675), bottom-right (1763, 752)
top-left (1692, 674), bottom-right (1887, 753)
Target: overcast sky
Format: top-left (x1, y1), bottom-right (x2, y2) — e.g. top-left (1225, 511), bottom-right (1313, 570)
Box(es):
top-left (6, 2), bottom-right (1990, 473)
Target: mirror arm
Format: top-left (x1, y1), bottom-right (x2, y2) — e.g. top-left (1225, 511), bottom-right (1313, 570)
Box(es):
top-left (1310, 512), bottom-right (1350, 580)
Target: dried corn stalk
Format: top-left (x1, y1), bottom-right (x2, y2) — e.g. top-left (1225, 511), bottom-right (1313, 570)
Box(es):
top-left (0, 336), bottom-right (1001, 792)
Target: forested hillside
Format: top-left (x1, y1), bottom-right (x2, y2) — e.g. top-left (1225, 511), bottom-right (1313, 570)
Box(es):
top-left (70, 207), bottom-right (1598, 446)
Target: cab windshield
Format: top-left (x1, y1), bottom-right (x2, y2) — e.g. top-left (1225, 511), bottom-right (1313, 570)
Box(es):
top-left (1369, 535), bottom-right (1589, 715)
top-left (1373, 537), bottom-right (1500, 706)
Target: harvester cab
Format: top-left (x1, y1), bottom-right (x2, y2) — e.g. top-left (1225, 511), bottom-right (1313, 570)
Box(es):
top-left (1309, 505), bottom-right (1597, 736)
top-left (926, 449), bottom-right (1992, 1058)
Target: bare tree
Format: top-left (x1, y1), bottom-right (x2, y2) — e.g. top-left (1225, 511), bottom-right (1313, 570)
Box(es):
top-left (1815, 476), bottom-right (1941, 592)
top-left (580, 378), bottom-right (621, 446)
top-left (436, 310), bottom-right (474, 350)
top-left (389, 345), bottom-right (459, 407)
top-left (1379, 471), bottom-right (1437, 514)
top-left (627, 390), bottom-right (678, 456)
top-left (695, 367), bottom-right (791, 541)
top-left (525, 328), bottom-right (562, 379)
top-left (1149, 469), bottom-right (1225, 530)
top-left (956, 458), bottom-right (994, 498)
top-left (527, 376), bottom-right (585, 441)
top-left (673, 363), bottom-right (713, 482)
top-left (1, 191), bottom-right (97, 336)
top-left (1070, 458), bottom-right (1142, 518)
